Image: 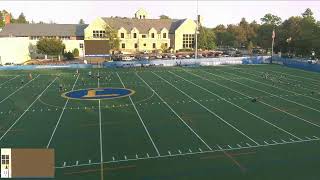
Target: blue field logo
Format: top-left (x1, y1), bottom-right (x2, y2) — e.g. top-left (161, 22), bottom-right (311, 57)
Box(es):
top-left (62, 88), bottom-right (135, 100)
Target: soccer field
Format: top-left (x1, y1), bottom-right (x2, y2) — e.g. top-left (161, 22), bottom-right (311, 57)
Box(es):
top-left (1, 64), bottom-right (320, 180)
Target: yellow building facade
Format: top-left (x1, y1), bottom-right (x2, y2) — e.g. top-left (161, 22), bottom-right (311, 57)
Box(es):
top-left (84, 9), bottom-right (198, 53)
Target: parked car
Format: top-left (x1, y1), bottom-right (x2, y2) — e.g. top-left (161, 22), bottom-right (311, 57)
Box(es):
top-left (4, 62), bottom-right (14, 66)
top-left (177, 54), bottom-right (184, 59)
top-left (162, 55), bottom-right (168, 59)
top-left (169, 54), bottom-right (176, 59)
top-left (141, 55), bottom-right (149, 60)
top-left (122, 56), bottom-right (135, 61)
top-left (307, 59), bottom-right (318, 64)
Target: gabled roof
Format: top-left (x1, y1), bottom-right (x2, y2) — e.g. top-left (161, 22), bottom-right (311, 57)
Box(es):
top-left (101, 17), bottom-right (187, 34)
top-left (0, 24), bottom-right (88, 37)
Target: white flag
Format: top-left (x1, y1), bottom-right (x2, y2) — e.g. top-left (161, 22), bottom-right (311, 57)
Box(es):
top-left (272, 30), bottom-right (275, 39)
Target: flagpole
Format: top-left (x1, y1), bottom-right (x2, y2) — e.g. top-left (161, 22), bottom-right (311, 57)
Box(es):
top-left (271, 29), bottom-right (275, 64)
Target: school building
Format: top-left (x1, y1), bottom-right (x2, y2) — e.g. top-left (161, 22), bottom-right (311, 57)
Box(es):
top-left (0, 8), bottom-right (200, 64)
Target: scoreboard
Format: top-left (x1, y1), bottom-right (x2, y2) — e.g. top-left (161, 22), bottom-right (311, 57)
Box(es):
top-left (84, 40), bottom-right (111, 57)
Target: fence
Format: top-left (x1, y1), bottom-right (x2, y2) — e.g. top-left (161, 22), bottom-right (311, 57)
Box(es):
top-left (4, 56), bottom-right (318, 73)
top-left (103, 56), bottom-right (271, 68)
top-left (271, 56), bottom-right (320, 73)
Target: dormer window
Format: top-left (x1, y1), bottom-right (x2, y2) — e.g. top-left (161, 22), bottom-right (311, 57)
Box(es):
top-left (151, 33), bottom-right (155, 38)
top-left (133, 33), bottom-right (137, 38)
top-left (121, 33), bottom-right (124, 38)
top-left (162, 33), bottom-right (167, 38)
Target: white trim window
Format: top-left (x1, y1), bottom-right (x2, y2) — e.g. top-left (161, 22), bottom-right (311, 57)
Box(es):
top-left (59, 36), bottom-right (70, 40)
top-left (93, 30), bottom-right (106, 38)
top-left (182, 34), bottom-right (195, 49)
top-left (30, 36), bottom-right (41, 40)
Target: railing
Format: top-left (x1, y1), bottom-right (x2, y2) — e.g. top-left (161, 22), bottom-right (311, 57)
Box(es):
top-left (0, 56), bottom-right (272, 70)
top-left (104, 56), bottom-right (271, 68)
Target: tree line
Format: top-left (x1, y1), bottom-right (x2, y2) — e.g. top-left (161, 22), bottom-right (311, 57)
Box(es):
top-left (0, 10), bottom-right (86, 27)
top-left (2, 8), bottom-right (320, 58)
top-left (198, 8), bottom-right (320, 58)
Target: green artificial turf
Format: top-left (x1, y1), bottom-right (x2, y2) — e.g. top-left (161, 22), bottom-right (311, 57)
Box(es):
top-left (0, 64), bottom-right (320, 180)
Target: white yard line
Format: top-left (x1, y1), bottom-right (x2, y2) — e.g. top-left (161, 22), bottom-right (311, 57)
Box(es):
top-left (55, 137), bottom-right (320, 169)
top-left (0, 75), bottom-right (19, 87)
top-left (98, 99), bottom-right (104, 180)
top-left (202, 70), bottom-right (320, 129)
top-left (268, 69), bottom-right (320, 85)
top-left (231, 68), bottom-right (320, 102)
top-left (135, 72), bottom-right (212, 151)
top-left (0, 77), bottom-right (58, 141)
top-left (98, 76), bottom-right (104, 180)
top-left (180, 70), bottom-right (302, 140)
top-left (220, 70), bottom-right (320, 113)
top-left (46, 74), bottom-right (79, 148)
top-left (235, 67), bottom-right (320, 89)
top-left (116, 72), bottom-right (161, 156)
top-left (151, 71), bottom-right (259, 146)
top-left (0, 75), bottom-right (40, 104)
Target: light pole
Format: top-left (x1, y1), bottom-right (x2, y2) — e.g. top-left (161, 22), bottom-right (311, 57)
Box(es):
top-left (195, 0), bottom-right (199, 60)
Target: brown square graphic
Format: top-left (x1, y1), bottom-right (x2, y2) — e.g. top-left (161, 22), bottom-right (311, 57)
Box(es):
top-left (84, 40), bottom-right (111, 55)
top-left (11, 149), bottom-right (55, 178)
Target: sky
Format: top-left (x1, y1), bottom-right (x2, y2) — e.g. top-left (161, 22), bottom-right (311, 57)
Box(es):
top-left (1, 1), bottom-right (320, 27)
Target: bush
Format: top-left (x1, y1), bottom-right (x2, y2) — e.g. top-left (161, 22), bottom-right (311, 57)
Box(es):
top-left (64, 51), bottom-right (74, 60)
top-left (72, 48), bottom-right (79, 57)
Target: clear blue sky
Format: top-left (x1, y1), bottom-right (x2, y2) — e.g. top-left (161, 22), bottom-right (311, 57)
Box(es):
top-left (1, 1), bottom-right (320, 27)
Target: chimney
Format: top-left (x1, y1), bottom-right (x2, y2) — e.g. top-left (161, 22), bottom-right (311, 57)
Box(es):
top-left (4, 13), bottom-right (10, 25)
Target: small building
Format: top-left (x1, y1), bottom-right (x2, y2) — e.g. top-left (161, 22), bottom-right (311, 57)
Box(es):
top-left (0, 8), bottom-right (199, 64)
top-left (0, 24), bottom-right (87, 64)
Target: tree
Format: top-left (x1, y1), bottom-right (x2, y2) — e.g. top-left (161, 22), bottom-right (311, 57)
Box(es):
top-left (261, 13), bottom-right (282, 26)
top-left (36, 38), bottom-right (65, 57)
top-left (198, 26), bottom-right (216, 50)
top-left (104, 25), bottom-right (120, 51)
top-left (0, 11), bottom-right (4, 27)
top-left (72, 48), bottom-right (79, 57)
top-left (256, 23), bottom-right (274, 50)
top-left (275, 16), bottom-right (302, 54)
top-left (302, 8), bottom-right (313, 18)
top-left (64, 51), bottom-right (74, 60)
top-left (159, 15), bottom-right (170, 19)
top-left (9, 13), bottom-right (15, 23)
top-left (78, 19), bottom-right (85, 24)
top-left (160, 43), bottom-right (168, 52)
top-left (214, 24), bottom-right (236, 47)
top-left (215, 31), bottom-right (236, 47)
top-left (16, 12), bottom-right (28, 24)
top-left (247, 41), bottom-right (254, 54)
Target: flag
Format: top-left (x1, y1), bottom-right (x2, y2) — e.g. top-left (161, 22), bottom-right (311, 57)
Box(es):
top-left (272, 30), bottom-right (275, 39)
